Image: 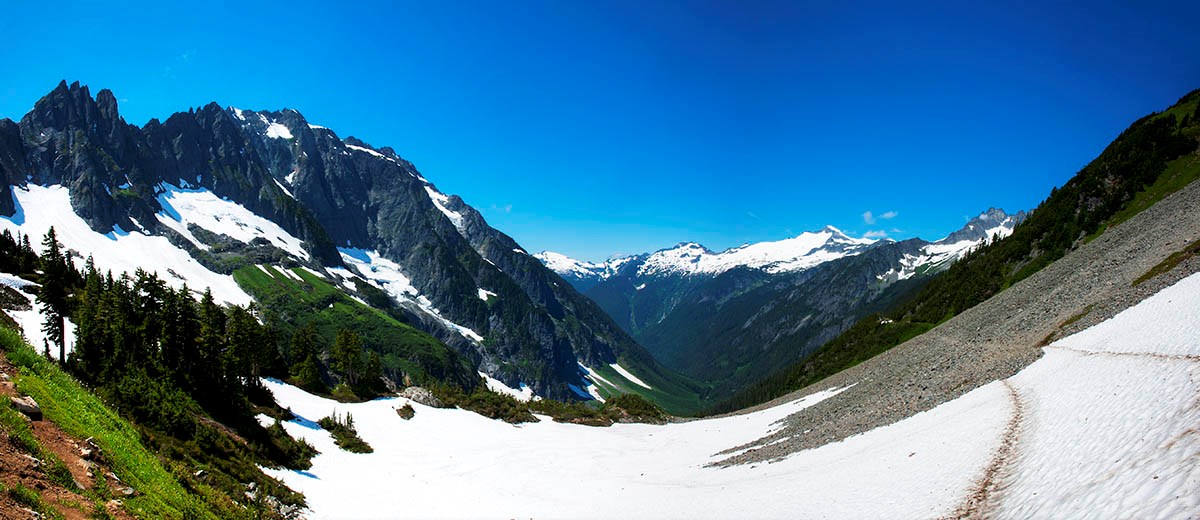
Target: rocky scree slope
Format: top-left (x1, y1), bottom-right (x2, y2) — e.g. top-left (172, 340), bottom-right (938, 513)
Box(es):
top-left (720, 143), bottom-right (1200, 465)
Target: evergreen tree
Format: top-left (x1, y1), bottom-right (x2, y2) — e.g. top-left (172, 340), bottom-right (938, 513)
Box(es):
top-left (36, 227), bottom-right (69, 363)
top-left (70, 259), bottom-right (106, 382)
top-left (360, 351), bottom-right (384, 396)
top-left (331, 328), bottom-right (363, 387)
top-left (19, 233), bottom-right (36, 274)
top-left (289, 322), bottom-right (327, 393)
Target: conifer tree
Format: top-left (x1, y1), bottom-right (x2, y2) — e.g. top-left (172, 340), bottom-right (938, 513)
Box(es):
top-left (36, 227), bottom-right (69, 363)
top-left (331, 328), bottom-right (363, 387)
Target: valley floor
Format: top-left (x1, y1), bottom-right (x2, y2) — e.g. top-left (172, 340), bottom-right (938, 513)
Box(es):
top-left (262, 271), bottom-right (1200, 519)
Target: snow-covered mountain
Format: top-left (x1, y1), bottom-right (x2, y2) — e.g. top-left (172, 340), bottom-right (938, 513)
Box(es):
top-left (536, 209), bottom-right (1024, 401)
top-left (542, 213), bottom-right (1021, 290)
top-left (638, 225), bottom-right (878, 277)
top-left (0, 81), bottom-right (691, 405)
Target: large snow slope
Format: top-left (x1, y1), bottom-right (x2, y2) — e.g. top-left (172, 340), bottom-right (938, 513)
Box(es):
top-left (262, 271), bottom-right (1200, 519)
top-left (0, 184), bottom-right (252, 306)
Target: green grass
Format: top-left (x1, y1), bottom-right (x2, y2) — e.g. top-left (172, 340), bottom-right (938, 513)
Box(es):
top-left (3, 481), bottom-right (65, 520)
top-left (1133, 237), bottom-right (1200, 287)
top-left (587, 361), bottom-right (706, 417)
top-left (234, 265), bottom-right (476, 388)
top-left (1, 328), bottom-right (233, 519)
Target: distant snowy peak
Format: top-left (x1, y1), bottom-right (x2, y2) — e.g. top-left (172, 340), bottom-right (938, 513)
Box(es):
top-left (638, 226), bottom-right (878, 277)
top-left (879, 208), bottom-right (1025, 283)
top-left (538, 227), bottom-right (880, 282)
top-left (534, 251), bottom-right (639, 283)
top-left (939, 208), bottom-right (1025, 244)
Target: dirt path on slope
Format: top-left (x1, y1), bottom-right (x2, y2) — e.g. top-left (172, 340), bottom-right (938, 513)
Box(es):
top-left (0, 353), bottom-right (135, 520)
top-left (718, 176), bottom-right (1200, 466)
top-left (948, 380), bottom-right (1025, 520)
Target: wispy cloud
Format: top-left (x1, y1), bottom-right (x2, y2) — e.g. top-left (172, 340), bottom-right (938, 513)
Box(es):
top-left (490, 203), bottom-right (513, 213)
top-left (864, 210), bottom-right (898, 225)
top-left (746, 211), bottom-right (759, 220)
top-left (863, 230), bottom-right (889, 238)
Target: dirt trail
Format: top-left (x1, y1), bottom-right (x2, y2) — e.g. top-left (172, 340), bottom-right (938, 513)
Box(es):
top-left (0, 353), bottom-right (135, 520)
top-left (949, 380), bottom-right (1025, 519)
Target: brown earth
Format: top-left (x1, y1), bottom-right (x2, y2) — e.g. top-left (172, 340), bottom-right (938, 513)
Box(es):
top-left (0, 353), bottom-right (135, 520)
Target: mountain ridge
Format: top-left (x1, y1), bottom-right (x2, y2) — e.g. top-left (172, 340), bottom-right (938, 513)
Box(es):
top-left (536, 209), bottom-right (1024, 402)
top-left (0, 81), bottom-right (699, 409)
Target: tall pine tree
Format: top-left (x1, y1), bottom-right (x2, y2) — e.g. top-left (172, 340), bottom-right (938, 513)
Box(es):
top-left (36, 227), bottom-right (70, 363)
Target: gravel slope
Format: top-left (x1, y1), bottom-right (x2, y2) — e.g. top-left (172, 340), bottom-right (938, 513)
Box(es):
top-left (718, 176), bottom-right (1200, 465)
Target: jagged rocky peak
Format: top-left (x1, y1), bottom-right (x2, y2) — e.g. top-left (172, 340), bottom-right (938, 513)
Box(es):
top-left (940, 208), bottom-right (1027, 244)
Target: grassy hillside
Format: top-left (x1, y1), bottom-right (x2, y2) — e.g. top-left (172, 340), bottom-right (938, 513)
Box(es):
top-left (234, 265), bottom-right (478, 389)
top-left (1, 328), bottom-right (238, 519)
top-left (712, 87), bottom-right (1200, 415)
top-left (584, 360), bottom-right (705, 416)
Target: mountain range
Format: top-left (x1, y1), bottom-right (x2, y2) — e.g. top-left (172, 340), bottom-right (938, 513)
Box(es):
top-left (537, 209), bottom-right (1024, 400)
top-left (0, 81), bottom-right (698, 408)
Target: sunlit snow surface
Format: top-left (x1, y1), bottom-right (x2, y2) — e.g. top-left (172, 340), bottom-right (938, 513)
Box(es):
top-left (263, 272), bottom-right (1200, 519)
top-left (638, 227), bottom-right (876, 276)
top-left (422, 186), bottom-right (466, 235)
top-left (0, 184), bottom-right (252, 306)
top-left (478, 371), bottom-right (537, 402)
top-left (7, 287), bottom-right (77, 361)
top-left (610, 362), bottom-right (653, 390)
top-left (156, 183), bottom-right (310, 260)
top-left (338, 247), bottom-right (484, 343)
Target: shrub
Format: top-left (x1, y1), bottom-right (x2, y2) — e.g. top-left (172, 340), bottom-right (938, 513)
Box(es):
top-left (395, 403), bottom-right (415, 420)
top-left (318, 412), bottom-right (373, 453)
top-left (602, 393), bottom-right (666, 422)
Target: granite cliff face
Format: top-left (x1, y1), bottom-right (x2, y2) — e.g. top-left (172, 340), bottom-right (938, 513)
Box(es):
top-left (0, 81), bottom-right (690, 403)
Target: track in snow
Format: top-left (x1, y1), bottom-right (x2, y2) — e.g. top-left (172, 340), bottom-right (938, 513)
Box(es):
top-left (951, 380), bottom-right (1026, 519)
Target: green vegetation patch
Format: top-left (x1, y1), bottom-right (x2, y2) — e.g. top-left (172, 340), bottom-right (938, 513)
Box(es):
top-left (4, 482), bottom-right (64, 520)
top-left (1133, 238), bottom-right (1200, 287)
top-left (234, 265), bottom-right (476, 389)
top-left (588, 361), bottom-right (705, 417)
top-left (317, 412), bottom-right (373, 453)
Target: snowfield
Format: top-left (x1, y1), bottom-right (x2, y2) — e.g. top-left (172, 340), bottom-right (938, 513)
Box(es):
top-left (637, 226), bottom-right (877, 277)
top-left (262, 272), bottom-right (1200, 519)
top-left (0, 184), bottom-right (253, 306)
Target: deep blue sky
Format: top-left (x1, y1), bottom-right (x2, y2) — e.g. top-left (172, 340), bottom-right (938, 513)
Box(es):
top-left (2, 1), bottom-right (1198, 261)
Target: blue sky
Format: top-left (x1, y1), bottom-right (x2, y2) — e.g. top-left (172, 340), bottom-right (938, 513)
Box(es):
top-left (2, 1), bottom-right (1198, 261)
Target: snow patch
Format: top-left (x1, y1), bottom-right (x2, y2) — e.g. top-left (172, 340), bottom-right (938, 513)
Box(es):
top-left (155, 183), bottom-right (310, 261)
top-left (273, 178), bottom-right (295, 199)
top-left (610, 363), bottom-right (653, 390)
top-left (266, 122), bottom-right (293, 139)
top-left (8, 288), bottom-right (77, 361)
top-left (423, 186), bottom-right (466, 235)
top-left (479, 372), bottom-right (538, 402)
top-left (345, 144), bottom-right (395, 163)
top-left (338, 247), bottom-right (483, 343)
top-left (0, 184), bottom-right (252, 306)
top-left (476, 288), bottom-right (496, 301)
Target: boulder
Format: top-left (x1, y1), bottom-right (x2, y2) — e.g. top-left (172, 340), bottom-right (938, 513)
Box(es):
top-left (10, 395), bottom-right (41, 420)
top-left (397, 386), bottom-right (444, 408)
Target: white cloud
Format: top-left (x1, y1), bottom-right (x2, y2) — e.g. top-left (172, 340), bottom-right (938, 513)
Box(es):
top-left (863, 230), bottom-right (889, 239)
top-left (862, 211), bottom-right (875, 225)
top-left (880, 211), bottom-right (899, 220)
